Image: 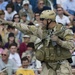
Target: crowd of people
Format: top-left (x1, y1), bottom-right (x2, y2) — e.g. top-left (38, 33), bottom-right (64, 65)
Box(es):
top-left (0, 0), bottom-right (75, 75)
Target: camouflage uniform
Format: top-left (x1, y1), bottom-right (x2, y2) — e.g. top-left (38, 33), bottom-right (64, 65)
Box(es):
top-left (0, 10), bottom-right (74, 75)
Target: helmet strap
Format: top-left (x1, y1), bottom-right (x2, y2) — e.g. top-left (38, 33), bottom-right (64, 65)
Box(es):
top-left (46, 19), bottom-right (52, 30)
top-left (46, 19), bottom-right (56, 30)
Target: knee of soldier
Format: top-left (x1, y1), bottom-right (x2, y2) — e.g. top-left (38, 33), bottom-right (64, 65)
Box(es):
top-left (35, 50), bottom-right (44, 61)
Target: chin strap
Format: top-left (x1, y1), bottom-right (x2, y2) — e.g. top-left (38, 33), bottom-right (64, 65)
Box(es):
top-left (46, 19), bottom-right (55, 30)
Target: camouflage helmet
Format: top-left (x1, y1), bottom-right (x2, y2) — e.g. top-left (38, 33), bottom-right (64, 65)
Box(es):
top-left (40, 10), bottom-right (56, 21)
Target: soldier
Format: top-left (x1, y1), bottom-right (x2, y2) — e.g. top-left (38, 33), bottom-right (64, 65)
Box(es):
top-left (0, 10), bottom-right (74, 75)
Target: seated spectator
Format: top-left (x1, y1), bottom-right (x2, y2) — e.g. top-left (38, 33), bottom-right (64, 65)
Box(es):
top-left (0, 0), bottom-right (8, 10)
top-left (13, 0), bottom-right (23, 13)
top-left (12, 14), bottom-right (20, 23)
top-left (24, 0), bottom-right (33, 10)
top-left (19, 35), bottom-right (30, 58)
top-left (56, 7), bottom-right (71, 26)
top-left (9, 43), bottom-right (21, 68)
top-left (16, 56), bottom-right (35, 75)
top-left (34, 12), bottom-right (42, 26)
top-left (20, 12), bottom-right (29, 24)
top-left (33, 0), bottom-right (51, 14)
top-left (0, 49), bottom-right (17, 75)
top-left (4, 32), bottom-right (17, 49)
top-left (22, 42), bottom-right (42, 75)
top-left (19, 0), bottom-right (34, 22)
top-left (4, 3), bottom-right (17, 21)
top-left (12, 14), bottom-right (23, 44)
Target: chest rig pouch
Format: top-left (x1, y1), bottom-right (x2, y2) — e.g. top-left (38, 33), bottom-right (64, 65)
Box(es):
top-left (36, 39), bottom-right (71, 62)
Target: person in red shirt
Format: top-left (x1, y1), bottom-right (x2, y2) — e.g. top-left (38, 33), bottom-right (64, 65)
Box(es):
top-left (19, 35), bottom-right (30, 58)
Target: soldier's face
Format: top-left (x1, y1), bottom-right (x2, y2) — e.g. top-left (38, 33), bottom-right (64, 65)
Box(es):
top-left (41, 19), bottom-right (47, 26)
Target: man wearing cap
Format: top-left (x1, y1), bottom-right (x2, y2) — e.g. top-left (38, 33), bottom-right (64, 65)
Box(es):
top-left (19, 35), bottom-right (30, 58)
top-left (19, 0), bottom-right (34, 22)
top-left (20, 12), bottom-right (29, 24)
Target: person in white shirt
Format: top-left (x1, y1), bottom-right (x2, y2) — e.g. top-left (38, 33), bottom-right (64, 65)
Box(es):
top-left (56, 0), bottom-right (75, 21)
top-left (0, 48), bottom-right (17, 75)
top-left (4, 3), bottom-right (17, 21)
top-left (9, 43), bottom-right (21, 68)
top-left (56, 7), bottom-right (71, 26)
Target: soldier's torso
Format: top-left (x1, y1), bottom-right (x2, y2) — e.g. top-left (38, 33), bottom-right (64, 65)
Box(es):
top-left (36, 24), bottom-right (71, 62)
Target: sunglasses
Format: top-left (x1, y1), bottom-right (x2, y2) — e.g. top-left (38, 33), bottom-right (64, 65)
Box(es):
top-left (24, 4), bottom-right (29, 6)
top-left (39, 3), bottom-right (44, 5)
top-left (1, 54), bottom-right (7, 56)
top-left (40, 18), bottom-right (45, 21)
top-left (14, 17), bottom-right (19, 19)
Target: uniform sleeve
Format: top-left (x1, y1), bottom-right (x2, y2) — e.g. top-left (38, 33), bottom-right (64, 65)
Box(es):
top-left (13, 22), bottom-right (39, 35)
top-left (0, 19), bottom-right (37, 35)
top-left (57, 29), bottom-right (74, 50)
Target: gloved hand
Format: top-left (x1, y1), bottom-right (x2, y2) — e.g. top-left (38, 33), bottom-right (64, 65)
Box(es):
top-left (51, 35), bottom-right (59, 42)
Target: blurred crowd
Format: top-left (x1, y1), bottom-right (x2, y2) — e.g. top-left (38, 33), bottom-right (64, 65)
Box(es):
top-left (0, 0), bottom-right (75, 75)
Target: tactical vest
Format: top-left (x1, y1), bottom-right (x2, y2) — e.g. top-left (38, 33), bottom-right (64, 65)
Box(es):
top-left (35, 24), bottom-right (72, 62)
top-left (36, 41), bottom-right (71, 62)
